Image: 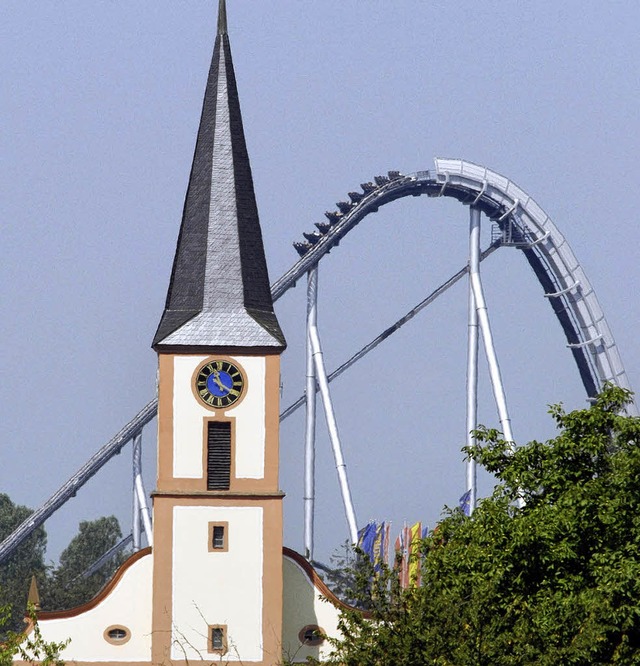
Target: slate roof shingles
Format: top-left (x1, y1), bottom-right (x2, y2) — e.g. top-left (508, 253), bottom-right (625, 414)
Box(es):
top-left (152, 4), bottom-right (285, 351)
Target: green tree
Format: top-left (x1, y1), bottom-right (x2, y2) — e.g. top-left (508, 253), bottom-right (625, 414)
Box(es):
top-left (0, 603), bottom-right (68, 666)
top-left (0, 494), bottom-right (47, 635)
top-left (320, 540), bottom-right (377, 609)
top-left (42, 516), bottom-right (126, 611)
top-left (322, 385), bottom-right (640, 665)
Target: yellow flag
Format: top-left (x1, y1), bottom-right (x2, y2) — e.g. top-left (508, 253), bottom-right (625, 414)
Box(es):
top-left (408, 522), bottom-right (422, 586)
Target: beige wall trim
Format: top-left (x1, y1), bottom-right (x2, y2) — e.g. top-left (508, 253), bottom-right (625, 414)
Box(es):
top-left (152, 490), bottom-right (285, 499)
top-left (157, 353), bottom-right (174, 485)
top-left (207, 521), bottom-right (229, 552)
top-left (207, 623), bottom-right (228, 654)
top-left (17, 660), bottom-right (285, 666)
top-left (14, 662), bottom-right (152, 666)
top-left (151, 498), bottom-right (173, 664)
top-left (261, 500), bottom-right (283, 666)
top-left (263, 355), bottom-right (280, 489)
top-left (36, 548), bottom-right (151, 621)
top-left (153, 477), bottom-right (281, 494)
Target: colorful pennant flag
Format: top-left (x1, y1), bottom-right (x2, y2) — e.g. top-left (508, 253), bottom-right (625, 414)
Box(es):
top-left (400, 524), bottom-right (411, 588)
top-left (357, 521), bottom-right (377, 563)
top-left (408, 521), bottom-right (422, 586)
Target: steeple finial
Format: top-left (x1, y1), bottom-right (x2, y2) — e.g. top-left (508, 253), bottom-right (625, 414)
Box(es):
top-left (28, 575), bottom-right (41, 611)
top-left (217, 0), bottom-right (227, 35)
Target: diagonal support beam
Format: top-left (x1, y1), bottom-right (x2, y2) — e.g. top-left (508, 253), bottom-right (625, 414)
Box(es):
top-left (280, 242), bottom-right (500, 422)
top-left (308, 323), bottom-right (359, 545)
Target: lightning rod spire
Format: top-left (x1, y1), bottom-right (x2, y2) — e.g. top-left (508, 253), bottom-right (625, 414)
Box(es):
top-left (218, 0), bottom-right (227, 35)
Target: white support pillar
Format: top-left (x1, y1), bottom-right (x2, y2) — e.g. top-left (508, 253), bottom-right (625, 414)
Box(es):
top-left (466, 207), bottom-right (480, 514)
top-left (468, 206), bottom-right (515, 446)
top-left (303, 267), bottom-right (318, 560)
top-left (308, 324), bottom-right (359, 545)
top-left (132, 432), bottom-right (153, 548)
top-left (132, 433), bottom-right (142, 551)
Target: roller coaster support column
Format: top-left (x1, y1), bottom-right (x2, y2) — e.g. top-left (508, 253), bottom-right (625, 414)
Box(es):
top-left (304, 267), bottom-right (318, 560)
top-left (468, 206), bottom-right (515, 446)
top-left (308, 305), bottom-right (359, 545)
top-left (132, 431), bottom-right (153, 547)
top-left (466, 209), bottom-right (480, 515)
top-left (132, 433), bottom-right (142, 551)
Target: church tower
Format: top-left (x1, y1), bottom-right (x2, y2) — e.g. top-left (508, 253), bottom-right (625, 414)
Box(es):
top-left (30, 2), bottom-right (346, 663)
top-left (151, 0), bottom-right (287, 662)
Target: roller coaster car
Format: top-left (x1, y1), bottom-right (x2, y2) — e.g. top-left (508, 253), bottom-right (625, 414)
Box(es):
top-left (293, 241), bottom-right (313, 256)
top-left (303, 231), bottom-right (323, 244)
top-left (325, 210), bottom-right (343, 224)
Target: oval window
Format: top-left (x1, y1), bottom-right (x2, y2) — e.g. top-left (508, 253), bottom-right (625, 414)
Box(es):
top-left (104, 625), bottom-right (131, 645)
top-left (298, 624), bottom-right (325, 647)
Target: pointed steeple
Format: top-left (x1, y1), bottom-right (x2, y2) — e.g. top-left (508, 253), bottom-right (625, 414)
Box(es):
top-left (153, 1), bottom-right (286, 351)
top-left (217, 0), bottom-right (227, 35)
top-left (27, 575), bottom-right (41, 611)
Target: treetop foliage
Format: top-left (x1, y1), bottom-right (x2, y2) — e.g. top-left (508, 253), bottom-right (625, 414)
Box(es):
top-left (42, 516), bottom-right (125, 612)
top-left (0, 507), bottom-right (126, 637)
top-left (0, 495), bottom-right (47, 638)
top-left (320, 385), bottom-right (640, 666)
top-left (0, 604), bottom-right (68, 666)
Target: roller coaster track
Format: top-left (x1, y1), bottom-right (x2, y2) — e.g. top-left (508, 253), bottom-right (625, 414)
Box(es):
top-left (0, 158), bottom-right (633, 565)
top-left (276, 158), bottom-right (633, 401)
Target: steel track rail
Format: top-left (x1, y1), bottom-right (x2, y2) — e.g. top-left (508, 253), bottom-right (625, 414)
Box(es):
top-left (0, 399), bottom-right (157, 565)
top-left (279, 159), bottom-right (633, 404)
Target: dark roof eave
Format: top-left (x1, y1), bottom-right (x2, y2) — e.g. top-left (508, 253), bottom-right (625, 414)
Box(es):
top-left (153, 342), bottom-right (286, 355)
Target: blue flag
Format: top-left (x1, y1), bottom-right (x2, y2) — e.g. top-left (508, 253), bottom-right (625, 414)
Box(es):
top-left (357, 522), bottom-right (377, 563)
top-left (459, 490), bottom-right (472, 517)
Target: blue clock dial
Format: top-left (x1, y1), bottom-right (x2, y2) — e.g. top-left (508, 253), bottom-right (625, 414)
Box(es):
top-left (206, 370), bottom-right (233, 397)
top-left (195, 360), bottom-right (244, 409)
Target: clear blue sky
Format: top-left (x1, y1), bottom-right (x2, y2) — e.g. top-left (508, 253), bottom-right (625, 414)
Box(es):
top-left (2, 1), bottom-right (639, 564)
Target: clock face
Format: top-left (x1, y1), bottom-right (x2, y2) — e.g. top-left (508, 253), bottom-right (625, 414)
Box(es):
top-left (195, 359), bottom-right (245, 409)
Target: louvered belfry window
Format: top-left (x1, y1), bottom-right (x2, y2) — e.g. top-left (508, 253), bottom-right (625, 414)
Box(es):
top-left (207, 422), bottom-right (231, 490)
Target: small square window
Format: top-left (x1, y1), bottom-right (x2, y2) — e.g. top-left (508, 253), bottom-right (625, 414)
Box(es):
top-left (208, 625), bottom-right (227, 654)
top-left (213, 526), bottom-right (225, 549)
top-left (212, 628), bottom-right (224, 650)
top-left (208, 522), bottom-right (228, 552)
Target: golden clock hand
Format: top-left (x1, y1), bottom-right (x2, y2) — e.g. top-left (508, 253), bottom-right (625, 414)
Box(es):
top-left (211, 369), bottom-right (228, 392)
